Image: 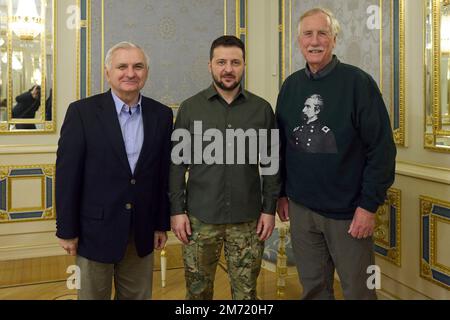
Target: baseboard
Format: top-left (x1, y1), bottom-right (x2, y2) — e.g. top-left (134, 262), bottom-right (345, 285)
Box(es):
top-left (333, 272), bottom-right (410, 300)
top-left (334, 272), bottom-right (432, 300)
top-left (0, 243), bottom-right (65, 261)
top-left (379, 273), bottom-right (432, 300)
top-left (0, 241), bottom-right (185, 288)
top-left (0, 255), bottom-right (75, 287)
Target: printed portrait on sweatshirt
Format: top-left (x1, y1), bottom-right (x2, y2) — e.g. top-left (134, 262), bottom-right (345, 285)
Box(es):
top-left (291, 94), bottom-right (337, 154)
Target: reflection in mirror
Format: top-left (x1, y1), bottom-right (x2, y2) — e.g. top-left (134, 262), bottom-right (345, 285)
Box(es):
top-left (0, 0), bottom-right (54, 133)
top-left (425, 0), bottom-right (433, 134)
top-left (0, 5), bottom-right (6, 123)
top-left (424, 0), bottom-right (450, 152)
top-left (441, 0), bottom-right (450, 130)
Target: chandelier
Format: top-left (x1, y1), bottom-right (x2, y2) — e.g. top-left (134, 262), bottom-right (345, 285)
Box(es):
top-left (10, 0), bottom-right (44, 40)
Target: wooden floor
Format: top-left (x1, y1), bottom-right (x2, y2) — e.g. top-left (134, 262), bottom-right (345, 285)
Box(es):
top-left (0, 267), bottom-right (342, 300)
top-left (0, 256), bottom-right (344, 300)
top-left (0, 268), bottom-right (315, 300)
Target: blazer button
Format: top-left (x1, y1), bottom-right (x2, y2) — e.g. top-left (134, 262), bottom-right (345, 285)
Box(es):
top-left (125, 203), bottom-right (133, 210)
top-left (131, 179), bottom-right (136, 185)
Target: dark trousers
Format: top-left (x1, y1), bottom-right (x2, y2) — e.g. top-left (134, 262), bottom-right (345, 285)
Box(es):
top-left (289, 200), bottom-right (377, 300)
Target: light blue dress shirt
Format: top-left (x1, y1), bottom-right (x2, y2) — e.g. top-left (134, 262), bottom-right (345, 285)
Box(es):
top-left (111, 91), bottom-right (144, 174)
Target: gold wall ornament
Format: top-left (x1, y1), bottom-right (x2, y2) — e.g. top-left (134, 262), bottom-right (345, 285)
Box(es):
top-left (392, 0), bottom-right (406, 146)
top-left (45, 122), bottom-right (54, 131)
top-left (374, 228), bottom-right (386, 241)
top-left (0, 164), bottom-right (55, 223)
top-left (275, 226), bottom-right (288, 299)
top-left (421, 198), bottom-right (432, 215)
top-left (43, 208), bottom-right (54, 219)
top-left (0, 168), bottom-right (8, 180)
top-left (431, 215), bottom-right (450, 275)
top-left (387, 248), bottom-right (398, 260)
top-left (374, 188), bottom-right (401, 266)
top-left (42, 166), bottom-right (54, 176)
top-left (421, 260), bottom-right (432, 277)
top-left (419, 196), bottom-right (450, 289)
top-left (393, 130), bottom-right (402, 144)
top-left (425, 134), bottom-right (435, 147)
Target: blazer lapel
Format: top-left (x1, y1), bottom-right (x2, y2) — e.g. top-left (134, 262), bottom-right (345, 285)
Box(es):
top-left (134, 97), bottom-right (157, 176)
top-left (97, 91), bottom-right (132, 176)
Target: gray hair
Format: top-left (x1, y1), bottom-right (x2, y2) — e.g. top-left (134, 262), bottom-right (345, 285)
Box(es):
top-left (297, 8), bottom-right (341, 38)
top-left (104, 41), bottom-right (150, 70)
top-left (307, 94), bottom-right (324, 111)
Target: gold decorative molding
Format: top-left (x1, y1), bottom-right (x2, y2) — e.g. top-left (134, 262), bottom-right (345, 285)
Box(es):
top-left (380, 0), bottom-right (383, 94)
top-left (393, 129), bottom-right (402, 144)
top-left (87, 0), bottom-right (92, 98)
top-left (425, 134), bottom-right (435, 148)
top-left (374, 188), bottom-right (401, 266)
top-left (235, 0), bottom-right (248, 89)
top-left (43, 209), bottom-right (54, 219)
top-left (76, 0), bottom-right (80, 100)
top-left (101, 0), bottom-right (105, 92)
top-left (0, 164), bottom-right (56, 224)
top-left (421, 260), bottom-right (432, 277)
top-left (420, 196), bottom-right (450, 289)
top-left (421, 198), bottom-right (433, 216)
top-left (77, 0), bottom-right (90, 99)
top-left (7, 176), bottom-right (45, 213)
top-left (396, 0), bottom-right (406, 146)
top-left (387, 248), bottom-right (399, 261)
top-left (280, 0), bottom-right (286, 85)
top-left (0, 167), bottom-right (8, 180)
top-left (224, 0), bottom-right (227, 34)
top-left (431, 216), bottom-right (450, 275)
top-left (279, 0), bottom-right (292, 84)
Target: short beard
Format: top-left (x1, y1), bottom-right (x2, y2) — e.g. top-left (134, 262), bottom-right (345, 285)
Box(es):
top-left (212, 74), bottom-right (241, 92)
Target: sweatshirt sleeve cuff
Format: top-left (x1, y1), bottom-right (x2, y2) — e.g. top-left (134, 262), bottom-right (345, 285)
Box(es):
top-left (262, 200), bottom-right (277, 215)
top-left (170, 202), bottom-right (186, 216)
top-left (358, 197), bottom-right (380, 214)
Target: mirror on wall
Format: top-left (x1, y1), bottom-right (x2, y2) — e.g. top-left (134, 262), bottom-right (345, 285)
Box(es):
top-left (0, 0), bottom-right (54, 133)
top-left (425, 0), bottom-right (450, 152)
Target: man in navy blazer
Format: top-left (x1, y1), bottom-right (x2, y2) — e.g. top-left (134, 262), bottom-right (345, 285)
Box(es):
top-left (56, 42), bottom-right (173, 300)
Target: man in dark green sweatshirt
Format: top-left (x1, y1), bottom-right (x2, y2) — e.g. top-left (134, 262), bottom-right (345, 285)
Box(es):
top-left (276, 8), bottom-right (396, 300)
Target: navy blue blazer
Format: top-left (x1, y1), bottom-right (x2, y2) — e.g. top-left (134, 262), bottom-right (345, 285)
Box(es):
top-left (56, 91), bottom-right (173, 263)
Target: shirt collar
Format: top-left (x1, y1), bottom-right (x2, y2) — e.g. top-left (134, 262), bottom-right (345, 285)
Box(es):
top-left (305, 55), bottom-right (339, 80)
top-left (205, 84), bottom-right (248, 102)
top-left (111, 90), bottom-right (142, 116)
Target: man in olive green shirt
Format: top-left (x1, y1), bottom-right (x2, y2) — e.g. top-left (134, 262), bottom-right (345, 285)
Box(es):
top-left (169, 35), bottom-right (280, 300)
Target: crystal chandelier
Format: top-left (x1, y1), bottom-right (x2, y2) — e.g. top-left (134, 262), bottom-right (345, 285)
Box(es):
top-left (10, 0), bottom-right (44, 40)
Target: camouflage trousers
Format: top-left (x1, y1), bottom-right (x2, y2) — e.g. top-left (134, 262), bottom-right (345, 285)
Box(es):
top-left (183, 215), bottom-right (264, 300)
